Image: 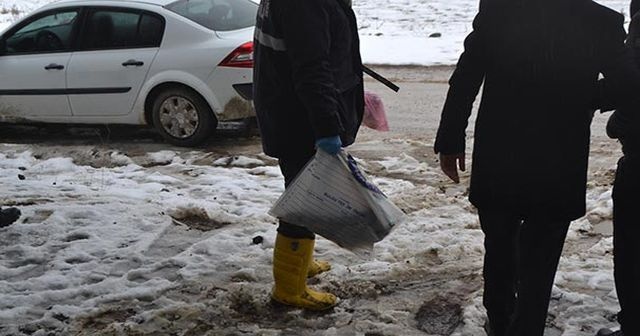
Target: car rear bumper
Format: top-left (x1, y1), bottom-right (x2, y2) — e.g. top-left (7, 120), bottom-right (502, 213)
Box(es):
top-left (208, 67), bottom-right (254, 121)
top-left (220, 95), bottom-right (254, 121)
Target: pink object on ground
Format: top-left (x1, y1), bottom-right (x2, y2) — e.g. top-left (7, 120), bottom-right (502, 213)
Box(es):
top-left (363, 91), bottom-right (389, 132)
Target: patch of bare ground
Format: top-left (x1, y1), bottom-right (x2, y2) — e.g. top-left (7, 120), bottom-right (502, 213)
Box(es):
top-left (68, 258), bottom-right (482, 335)
top-left (170, 207), bottom-right (232, 231)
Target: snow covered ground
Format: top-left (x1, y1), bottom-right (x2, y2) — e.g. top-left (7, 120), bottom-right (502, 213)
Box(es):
top-left (0, 0), bottom-right (632, 64)
top-left (355, 0), bottom-right (630, 65)
top-left (0, 0), bottom-right (51, 32)
top-left (0, 139), bottom-right (624, 335)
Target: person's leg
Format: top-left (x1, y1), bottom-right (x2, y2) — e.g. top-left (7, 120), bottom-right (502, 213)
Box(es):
top-left (271, 150), bottom-right (337, 310)
top-left (478, 209), bottom-right (521, 336)
top-left (507, 215), bottom-right (571, 336)
top-left (613, 156), bottom-right (640, 335)
top-left (271, 232), bottom-right (337, 310)
top-left (277, 151), bottom-right (331, 277)
top-left (277, 152), bottom-right (316, 239)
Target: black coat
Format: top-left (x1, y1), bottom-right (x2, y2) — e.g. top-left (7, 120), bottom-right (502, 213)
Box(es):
top-left (607, 11), bottom-right (640, 157)
top-left (435, 0), bottom-right (640, 220)
top-left (632, 0), bottom-right (640, 19)
top-left (253, 0), bottom-right (364, 158)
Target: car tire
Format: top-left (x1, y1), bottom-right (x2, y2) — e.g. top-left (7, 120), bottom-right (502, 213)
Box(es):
top-left (151, 87), bottom-right (217, 147)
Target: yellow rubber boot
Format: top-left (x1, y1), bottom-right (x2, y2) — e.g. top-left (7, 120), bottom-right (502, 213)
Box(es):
top-left (308, 259), bottom-right (331, 278)
top-left (272, 234), bottom-right (338, 311)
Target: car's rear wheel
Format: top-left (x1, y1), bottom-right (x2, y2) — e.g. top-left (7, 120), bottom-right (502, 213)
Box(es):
top-left (152, 87), bottom-right (217, 147)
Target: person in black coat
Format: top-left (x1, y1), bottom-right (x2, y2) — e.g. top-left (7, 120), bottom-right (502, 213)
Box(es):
top-left (435, 0), bottom-right (640, 334)
top-left (253, 0), bottom-right (364, 310)
top-left (597, 2), bottom-right (640, 335)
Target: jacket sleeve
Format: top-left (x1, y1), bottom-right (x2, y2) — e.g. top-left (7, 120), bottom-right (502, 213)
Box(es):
top-left (434, 11), bottom-right (486, 155)
top-left (599, 14), bottom-right (640, 139)
top-left (279, 0), bottom-right (343, 139)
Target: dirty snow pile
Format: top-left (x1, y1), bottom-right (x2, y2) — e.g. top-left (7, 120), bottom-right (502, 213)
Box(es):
top-left (0, 145), bottom-right (624, 335)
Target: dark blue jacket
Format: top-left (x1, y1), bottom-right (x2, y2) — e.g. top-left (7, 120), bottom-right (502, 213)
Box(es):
top-left (253, 0), bottom-right (364, 158)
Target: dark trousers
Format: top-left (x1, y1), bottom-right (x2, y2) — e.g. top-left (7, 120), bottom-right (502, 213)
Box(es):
top-left (479, 210), bottom-right (570, 336)
top-left (613, 156), bottom-right (640, 335)
top-left (277, 150), bottom-right (316, 239)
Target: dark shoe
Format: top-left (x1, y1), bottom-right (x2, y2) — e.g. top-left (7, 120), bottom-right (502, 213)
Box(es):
top-left (0, 207), bottom-right (21, 228)
top-left (597, 328), bottom-right (623, 336)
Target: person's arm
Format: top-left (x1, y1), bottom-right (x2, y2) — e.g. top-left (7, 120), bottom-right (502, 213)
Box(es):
top-left (434, 11), bottom-right (487, 183)
top-left (279, 0), bottom-right (343, 141)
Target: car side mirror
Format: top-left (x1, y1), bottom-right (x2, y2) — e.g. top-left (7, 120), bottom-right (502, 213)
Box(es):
top-left (0, 39), bottom-right (6, 55)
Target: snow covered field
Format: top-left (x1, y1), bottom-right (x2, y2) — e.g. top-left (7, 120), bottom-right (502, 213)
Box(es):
top-left (0, 137), bottom-right (625, 335)
top-left (354, 0), bottom-right (630, 65)
top-left (0, 0), bottom-right (50, 32)
top-left (0, 0), bottom-right (632, 65)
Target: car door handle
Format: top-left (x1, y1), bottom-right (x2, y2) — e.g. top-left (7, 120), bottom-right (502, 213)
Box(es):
top-left (122, 60), bottom-right (144, 67)
top-left (44, 63), bottom-right (65, 70)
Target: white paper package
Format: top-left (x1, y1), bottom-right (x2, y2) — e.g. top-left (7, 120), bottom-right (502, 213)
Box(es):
top-left (269, 150), bottom-right (407, 254)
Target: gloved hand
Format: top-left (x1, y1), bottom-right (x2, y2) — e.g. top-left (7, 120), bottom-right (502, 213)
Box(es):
top-left (315, 136), bottom-right (342, 155)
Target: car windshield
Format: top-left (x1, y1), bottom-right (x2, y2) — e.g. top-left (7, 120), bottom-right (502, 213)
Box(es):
top-left (166, 0), bottom-right (257, 32)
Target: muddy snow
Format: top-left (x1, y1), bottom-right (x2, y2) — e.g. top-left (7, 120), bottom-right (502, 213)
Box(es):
top-left (0, 129), bottom-right (624, 335)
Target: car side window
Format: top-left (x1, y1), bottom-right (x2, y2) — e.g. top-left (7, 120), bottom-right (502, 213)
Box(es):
top-left (138, 14), bottom-right (164, 47)
top-left (3, 10), bottom-right (79, 55)
top-left (80, 9), bottom-right (164, 50)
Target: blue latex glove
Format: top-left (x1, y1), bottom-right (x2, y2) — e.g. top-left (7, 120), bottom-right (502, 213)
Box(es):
top-left (315, 136), bottom-right (342, 155)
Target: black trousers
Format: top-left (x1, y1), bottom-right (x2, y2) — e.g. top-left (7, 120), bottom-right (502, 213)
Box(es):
top-left (479, 210), bottom-right (570, 336)
top-left (613, 156), bottom-right (640, 335)
top-left (276, 150), bottom-right (316, 239)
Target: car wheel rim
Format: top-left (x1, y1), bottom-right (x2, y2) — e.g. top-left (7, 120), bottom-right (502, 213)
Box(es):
top-left (159, 96), bottom-right (199, 139)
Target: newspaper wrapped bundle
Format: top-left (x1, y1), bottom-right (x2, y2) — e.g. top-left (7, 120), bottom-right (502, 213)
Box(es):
top-left (269, 150), bottom-right (406, 254)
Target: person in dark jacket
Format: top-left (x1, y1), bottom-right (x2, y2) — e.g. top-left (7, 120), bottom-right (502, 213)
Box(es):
top-left (435, 0), bottom-right (640, 334)
top-left (253, 0), bottom-right (364, 310)
top-left (596, 2), bottom-right (640, 335)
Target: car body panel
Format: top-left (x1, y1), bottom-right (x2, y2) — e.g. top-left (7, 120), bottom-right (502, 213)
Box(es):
top-left (68, 48), bottom-right (160, 116)
top-left (0, 52), bottom-right (73, 121)
top-left (208, 66), bottom-right (253, 119)
top-left (210, 26), bottom-right (254, 119)
top-left (0, 0), bottom-right (255, 127)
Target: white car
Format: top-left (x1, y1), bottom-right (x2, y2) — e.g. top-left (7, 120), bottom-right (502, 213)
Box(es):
top-left (0, 0), bottom-right (257, 146)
